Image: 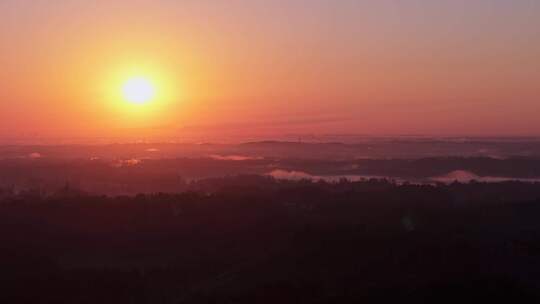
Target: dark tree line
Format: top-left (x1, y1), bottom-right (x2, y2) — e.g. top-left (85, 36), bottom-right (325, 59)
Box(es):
top-left (2, 177), bottom-right (540, 303)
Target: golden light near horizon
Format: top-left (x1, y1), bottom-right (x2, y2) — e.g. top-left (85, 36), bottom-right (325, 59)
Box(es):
top-left (99, 63), bottom-right (186, 133)
top-left (122, 76), bottom-right (155, 104)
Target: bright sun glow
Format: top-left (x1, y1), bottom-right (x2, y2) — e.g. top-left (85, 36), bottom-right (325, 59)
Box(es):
top-left (122, 77), bottom-right (156, 104)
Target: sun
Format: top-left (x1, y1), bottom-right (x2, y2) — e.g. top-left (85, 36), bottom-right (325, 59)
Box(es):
top-left (122, 77), bottom-right (156, 104)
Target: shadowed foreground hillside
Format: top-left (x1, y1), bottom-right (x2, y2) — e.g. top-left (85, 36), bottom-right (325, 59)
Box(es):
top-left (2, 177), bottom-right (540, 303)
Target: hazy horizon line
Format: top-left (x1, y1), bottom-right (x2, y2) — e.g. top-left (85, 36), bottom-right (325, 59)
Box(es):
top-left (2, 134), bottom-right (540, 146)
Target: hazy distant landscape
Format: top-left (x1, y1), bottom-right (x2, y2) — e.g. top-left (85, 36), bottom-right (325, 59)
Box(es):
top-left (1, 139), bottom-right (540, 196)
top-left (4, 137), bottom-right (540, 159)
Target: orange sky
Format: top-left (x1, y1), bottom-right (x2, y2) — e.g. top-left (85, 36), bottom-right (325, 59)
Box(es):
top-left (1, 0), bottom-right (539, 142)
